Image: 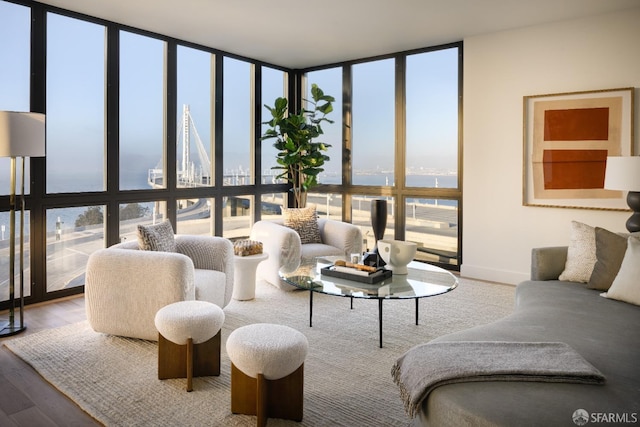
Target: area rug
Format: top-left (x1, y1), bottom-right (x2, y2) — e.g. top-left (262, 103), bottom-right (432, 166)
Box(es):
top-left (4, 277), bottom-right (514, 426)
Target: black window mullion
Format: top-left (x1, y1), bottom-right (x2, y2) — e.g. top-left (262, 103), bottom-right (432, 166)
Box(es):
top-left (28, 2), bottom-right (47, 303)
top-left (165, 41), bottom-right (178, 225)
top-left (105, 24), bottom-right (120, 246)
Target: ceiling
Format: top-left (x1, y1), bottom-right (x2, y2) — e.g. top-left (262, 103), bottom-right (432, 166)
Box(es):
top-left (37, 0), bottom-right (640, 69)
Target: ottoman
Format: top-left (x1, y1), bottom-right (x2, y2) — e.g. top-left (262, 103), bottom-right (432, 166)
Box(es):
top-left (226, 323), bottom-right (308, 427)
top-left (154, 300), bottom-right (225, 392)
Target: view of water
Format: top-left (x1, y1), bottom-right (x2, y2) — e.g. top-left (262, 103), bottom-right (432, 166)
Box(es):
top-left (0, 172), bottom-right (458, 238)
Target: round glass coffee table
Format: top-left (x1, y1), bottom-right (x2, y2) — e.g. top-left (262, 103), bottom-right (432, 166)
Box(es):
top-left (279, 257), bottom-right (458, 348)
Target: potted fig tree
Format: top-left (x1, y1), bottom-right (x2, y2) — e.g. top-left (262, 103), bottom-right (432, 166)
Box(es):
top-left (262, 84), bottom-right (335, 208)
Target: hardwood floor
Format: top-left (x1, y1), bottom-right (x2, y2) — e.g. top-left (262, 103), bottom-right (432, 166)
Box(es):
top-left (0, 296), bottom-right (100, 427)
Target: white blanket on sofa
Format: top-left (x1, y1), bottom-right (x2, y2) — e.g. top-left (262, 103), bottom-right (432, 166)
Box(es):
top-left (391, 341), bottom-right (606, 418)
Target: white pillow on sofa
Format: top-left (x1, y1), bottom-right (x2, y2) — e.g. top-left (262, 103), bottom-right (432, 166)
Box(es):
top-left (603, 236), bottom-right (640, 306)
top-left (558, 221), bottom-right (596, 283)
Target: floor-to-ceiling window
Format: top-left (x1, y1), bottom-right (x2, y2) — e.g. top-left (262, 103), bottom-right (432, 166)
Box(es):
top-left (0, 0), bottom-right (461, 310)
top-left (302, 44), bottom-right (462, 268)
top-left (45, 13), bottom-right (107, 293)
top-left (404, 47), bottom-right (460, 265)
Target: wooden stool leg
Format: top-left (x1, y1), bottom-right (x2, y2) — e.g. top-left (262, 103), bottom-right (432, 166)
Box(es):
top-left (257, 373), bottom-right (267, 427)
top-left (186, 338), bottom-right (193, 392)
top-left (231, 363), bottom-right (257, 415)
top-left (230, 363), bottom-right (304, 424)
top-left (267, 364), bottom-right (304, 422)
top-left (158, 332), bottom-right (220, 392)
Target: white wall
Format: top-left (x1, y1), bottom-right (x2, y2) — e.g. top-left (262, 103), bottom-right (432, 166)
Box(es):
top-left (461, 7), bottom-right (640, 285)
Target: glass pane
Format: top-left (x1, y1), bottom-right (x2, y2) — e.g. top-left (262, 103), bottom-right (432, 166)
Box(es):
top-left (223, 195), bottom-right (252, 240)
top-left (120, 31), bottom-right (165, 190)
top-left (119, 201), bottom-right (168, 244)
top-left (177, 46), bottom-right (213, 188)
top-left (0, 210), bottom-right (31, 300)
top-left (406, 198), bottom-right (458, 266)
top-left (0, 2), bottom-right (29, 111)
top-left (306, 193), bottom-right (342, 220)
top-left (0, 2), bottom-right (30, 196)
top-left (176, 198), bottom-right (213, 235)
top-left (406, 48), bottom-right (459, 188)
top-left (306, 68), bottom-right (342, 185)
top-left (260, 193), bottom-right (284, 220)
top-left (46, 206), bottom-right (105, 292)
top-left (46, 13), bottom-right (106, 193)
top-left (352, 59), bottom-right (395, 185)
top-left (261, 67), bottom-right (286, 184)
top-left (223, 57), bottom-right (253, 186)
top-left (351, 196), bottom-right (394, 253)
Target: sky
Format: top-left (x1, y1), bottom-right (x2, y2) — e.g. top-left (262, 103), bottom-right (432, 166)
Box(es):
top-left (0, 0), bottom-right (459, 194)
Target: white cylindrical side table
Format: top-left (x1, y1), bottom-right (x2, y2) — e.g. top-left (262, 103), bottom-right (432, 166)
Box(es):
top-left (233, 252), bottom-right (269, 301)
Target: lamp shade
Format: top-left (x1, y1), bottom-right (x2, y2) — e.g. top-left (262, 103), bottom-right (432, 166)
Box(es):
top-left (604, 156), bottom-right (640, 192)
top-left (0, 111), bottom-right (46, 158)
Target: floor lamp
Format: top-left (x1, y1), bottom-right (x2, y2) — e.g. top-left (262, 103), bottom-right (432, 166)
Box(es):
top-left (0, 111), bottom-right (46, 337)
top-left (604, 156), bottom-right (640, 233)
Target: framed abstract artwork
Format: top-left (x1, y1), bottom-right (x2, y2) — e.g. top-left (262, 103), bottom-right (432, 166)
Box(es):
top-left (523, 87), bottom-right (635, 210)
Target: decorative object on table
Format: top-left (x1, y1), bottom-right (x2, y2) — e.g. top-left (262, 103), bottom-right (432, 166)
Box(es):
top-left (321, 263), bottom-right (392, 284)
top-left (350, 252), bottom-right (362, 264)
top-left (378, 239), bottom-right (418, 275)
top-left (370, 199), bottom-right (388, 266)
top-left (522, 87), bottom-right (634, 210)
top-left (233, 239), bottom-right (263, 256)
top-left (261, 84), bottom-right (335, 208)
top-left (0, 111), bottom-right (46, 337)
top-left (604, 156), bottom-right (640, 232)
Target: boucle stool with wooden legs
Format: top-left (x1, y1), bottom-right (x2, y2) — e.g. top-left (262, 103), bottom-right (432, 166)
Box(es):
top-left (154, 300), bottom-right (225, 392)
top-left (226, 323), bottom-right (309, 427)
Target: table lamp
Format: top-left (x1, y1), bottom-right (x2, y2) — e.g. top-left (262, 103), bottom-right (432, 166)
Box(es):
top-left (0, 111), bottom-right (46, 337)
top-left (604, 156), bottom-right (640, 233)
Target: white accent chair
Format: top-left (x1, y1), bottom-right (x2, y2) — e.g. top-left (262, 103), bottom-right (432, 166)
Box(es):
top-left (85, 235), bottom-right (234, 341)
top-left (249, 219), bottom-right (362, 291)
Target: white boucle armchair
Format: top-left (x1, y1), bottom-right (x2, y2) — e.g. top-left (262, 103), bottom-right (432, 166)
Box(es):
top-left (85, 235), bottom-right (234, 341)
top-left (249, 218), bottom-right (362, 291)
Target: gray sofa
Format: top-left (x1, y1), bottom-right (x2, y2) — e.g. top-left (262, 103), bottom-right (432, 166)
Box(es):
top-left (415, 246), bottom-right (640, 426)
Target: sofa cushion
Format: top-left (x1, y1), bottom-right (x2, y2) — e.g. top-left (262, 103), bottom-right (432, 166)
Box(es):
top-left (300, 243), bottom-right (345, 260)
top-left (558, 221), bottom-right (595, 283)
top-left (194, 268), bottom-right (227, 308)
top-left (137, 220), bottom-right (176, 252)
top-left (603, 236), bottom-right (640, 306)
top-left (282, 206), bottom-right (322, 244)
top-left (587, 227), bottom-right (628, 291)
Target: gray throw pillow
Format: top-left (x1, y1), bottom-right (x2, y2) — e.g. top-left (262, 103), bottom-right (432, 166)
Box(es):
top-left (137, 220), bottom-right (177, 252)
top-left (282, 205), bottom-right (322, 244)
top-left (587, 227), bottom-right (627, 291)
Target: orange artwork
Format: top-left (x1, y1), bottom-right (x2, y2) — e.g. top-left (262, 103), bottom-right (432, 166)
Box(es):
top-left (524, 87), bottom-right (634, 210)
top-left (544, 108), bottom-right (609, 141)
top-left (542, 149), bottom-right (607, 189)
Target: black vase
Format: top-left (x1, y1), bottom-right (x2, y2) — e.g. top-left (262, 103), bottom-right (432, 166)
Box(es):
top-left (370, 199), bottom-right (387, 266)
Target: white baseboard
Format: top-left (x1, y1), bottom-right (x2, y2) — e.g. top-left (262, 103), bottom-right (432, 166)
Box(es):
top-left (460, 264), bottom-right (528, 286)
